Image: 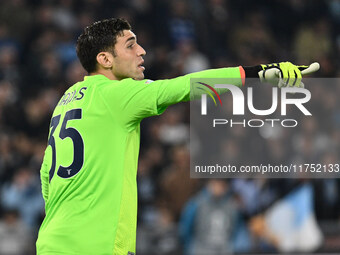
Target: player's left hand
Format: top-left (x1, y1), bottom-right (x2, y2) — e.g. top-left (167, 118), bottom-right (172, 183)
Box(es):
top-left (258, 62), bottom-right (320, 88)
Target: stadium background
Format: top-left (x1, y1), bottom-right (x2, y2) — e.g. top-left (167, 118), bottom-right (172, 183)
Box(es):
top-left (0, 0), bottom-right (339, 254)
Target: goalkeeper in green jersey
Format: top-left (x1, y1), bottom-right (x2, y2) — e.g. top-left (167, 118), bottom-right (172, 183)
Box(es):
top-left (36, 18), bottom-right (319, 255)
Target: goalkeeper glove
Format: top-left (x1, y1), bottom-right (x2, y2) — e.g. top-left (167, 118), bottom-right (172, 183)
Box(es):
top-left (243, 62), bottom-right (320, 88)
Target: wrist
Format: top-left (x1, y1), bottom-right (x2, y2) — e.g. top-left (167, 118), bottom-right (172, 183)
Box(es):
top-left (241, 65), bottom-right (263, 85)
top-left (242, 65), bottom-right (263, 78)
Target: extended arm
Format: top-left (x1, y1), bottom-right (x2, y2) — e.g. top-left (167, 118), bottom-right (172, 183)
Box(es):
top-left (100, 62), bottom-right (319, 130)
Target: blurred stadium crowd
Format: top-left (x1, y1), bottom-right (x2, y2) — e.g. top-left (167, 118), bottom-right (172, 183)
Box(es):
top-left (0, 0), bottom-right (339, 254)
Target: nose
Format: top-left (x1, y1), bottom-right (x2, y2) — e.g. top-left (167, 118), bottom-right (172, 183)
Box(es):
top-left (137, 44), bottom-right (146, 56)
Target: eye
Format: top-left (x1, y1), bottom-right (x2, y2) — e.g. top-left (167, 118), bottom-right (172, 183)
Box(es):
top-left (127, 44), bottom-right (134, 49)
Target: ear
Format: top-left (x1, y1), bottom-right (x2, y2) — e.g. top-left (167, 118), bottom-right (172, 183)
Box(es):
top-left (96, 52), bottom-right (114, 69)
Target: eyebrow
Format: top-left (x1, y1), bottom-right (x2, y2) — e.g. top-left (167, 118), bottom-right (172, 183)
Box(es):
top-left (125, 36), bottom-right (136, 44)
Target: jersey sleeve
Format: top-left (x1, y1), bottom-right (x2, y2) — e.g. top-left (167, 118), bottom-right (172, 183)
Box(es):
top-left (100, 67), bottom-right (242, 131)
top-left (40, 147), bottom-right (51, 202)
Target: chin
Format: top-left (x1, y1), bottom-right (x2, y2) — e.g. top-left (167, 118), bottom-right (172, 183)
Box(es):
top-left (134, 73), bottom-right (145, 80)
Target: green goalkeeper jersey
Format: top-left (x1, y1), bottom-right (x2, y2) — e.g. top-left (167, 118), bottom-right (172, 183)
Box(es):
top-left (36, 67), bottom-right (243, 255)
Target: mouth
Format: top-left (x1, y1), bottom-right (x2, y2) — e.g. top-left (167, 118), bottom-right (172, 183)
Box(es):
top-left (138, 60), bottom-right (145, 71)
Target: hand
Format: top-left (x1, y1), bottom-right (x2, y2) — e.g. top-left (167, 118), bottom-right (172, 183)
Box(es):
top-left (258, 62), bottom-right (320, 88)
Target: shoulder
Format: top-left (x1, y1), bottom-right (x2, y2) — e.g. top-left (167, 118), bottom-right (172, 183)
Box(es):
top-left (97, 78), bottom-right (154, 91)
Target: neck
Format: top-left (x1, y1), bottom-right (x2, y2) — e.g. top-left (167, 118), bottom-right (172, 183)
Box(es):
top-left (90, 69), bottom-right (119, 80)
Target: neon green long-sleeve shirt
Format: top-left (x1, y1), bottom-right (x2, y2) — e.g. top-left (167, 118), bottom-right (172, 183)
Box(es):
top-left (36, 67), bottom-right (243, 255)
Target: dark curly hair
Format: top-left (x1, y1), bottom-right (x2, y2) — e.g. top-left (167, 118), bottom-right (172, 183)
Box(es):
top-left (76, 18), bottom-right (131, 73)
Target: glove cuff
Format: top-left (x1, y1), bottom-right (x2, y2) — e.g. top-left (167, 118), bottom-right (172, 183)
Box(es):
top-left (242, 65), bottom-right (263, 78)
